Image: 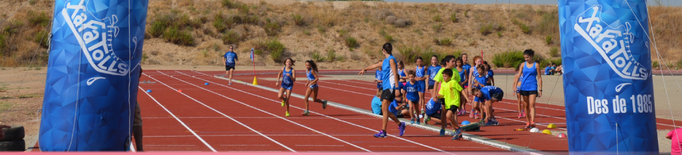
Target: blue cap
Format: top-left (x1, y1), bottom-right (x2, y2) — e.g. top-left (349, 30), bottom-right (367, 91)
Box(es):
top-left (146, 89), bottom-right (152, 93)
top-left (461, 120), bottom-right (470, 125)
top-left (204, 83), bottom-right (209, 85)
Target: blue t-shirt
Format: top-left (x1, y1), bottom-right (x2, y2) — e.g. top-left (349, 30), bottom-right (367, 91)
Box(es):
top-left (544, 66), bottom-right (552, 75)
top-left (381, 55), bottom-right (397, 90)
top-left (426, 65), bottom-right (442, 86)
top-left (224, 51), bottom-right (238, 66)
top-left (375, 70), bottom-right (383, 89)
top-left (389, 99), bottom-right (401, 116)
top-left (404, 81), bottom-right (422, 102)
top-left (487, 70), bottom-right (494, 85)
top-left (371, 96), bottom-right (382, 115)
top-left (479, 86), bottom-right (503, 102)
top-left (425, 98), bottom-right (441, 115)
top-left (462, 63), bottom-right (472, 75)
top-left (520, 62), bottom-right (539, 91)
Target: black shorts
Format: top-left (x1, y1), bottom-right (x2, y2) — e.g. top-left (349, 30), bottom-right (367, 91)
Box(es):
top-left (519, 91), bottom-right (538, 96)
top-left (225, 65), bottom-right (235, 71)
top-left (428, 85), bottom-right (434, 90)
top-left (447, 105), bottom-right (459, 113)
top-left (380, 89), bottom-right (395, 101)
top-left (428, 111), bottom-right (442, 119)
top-left (491, 92), bottom-right (504, 101)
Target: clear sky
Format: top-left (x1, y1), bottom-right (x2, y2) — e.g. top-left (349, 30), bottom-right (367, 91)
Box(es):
top-left (383, 0), bottom-right (682, 7)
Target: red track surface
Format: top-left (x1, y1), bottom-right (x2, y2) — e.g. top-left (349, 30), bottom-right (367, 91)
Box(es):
top-left (137, 70), bottom-right (510, 152)
top-left (192, 69), bottom-right (682, 152)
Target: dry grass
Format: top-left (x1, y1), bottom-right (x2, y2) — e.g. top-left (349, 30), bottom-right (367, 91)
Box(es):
top-left (0, 0), bottom-right (680, 69)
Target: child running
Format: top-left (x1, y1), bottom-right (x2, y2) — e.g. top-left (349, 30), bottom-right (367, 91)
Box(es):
top-left (438, 69), bottom-right (471, 140)
top-left (359, 43), bottom-right (406, 138)
top-left (424, 55), bottom-right (442, 122)
top-left (276, 58), bottom-right (296, 117)
top-left (514, 49), bottom-right (543, 129)
top-left (472, 86), bottom-right (503, 126)
top-left (432, 55), bottom-right (459, 136)
top-left (467, 56), bottom-right (484, 119)
top-left (455, 57), bottom-right (469, 116)
top-left (404, 70), bottom-right (423, 124)
top-left (414, 57), bottom-right (427, 123)
top-left (513, 63), bottom-right (525, 118)
top-left (302, 60), bottom-right (329, 116)
top-left (473, 65), bottom-right (489, 123)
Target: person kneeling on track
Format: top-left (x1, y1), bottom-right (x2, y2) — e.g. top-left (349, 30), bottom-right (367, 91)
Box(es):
top-left (390, 92), bottom-right (410, 118)
top-left (423, 98), bottom-right (443, 125)
top-left (471, 86), bottom-right (504, 126)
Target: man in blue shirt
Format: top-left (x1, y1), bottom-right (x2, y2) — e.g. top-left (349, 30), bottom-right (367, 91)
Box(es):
top-left (472, 86), bottom-right (504, 126)
top-left (223, 46), bottom-right (238, 85)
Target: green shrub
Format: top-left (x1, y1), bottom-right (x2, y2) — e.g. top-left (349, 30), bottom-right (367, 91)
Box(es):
top-left (292, 14), bottom-right (305, 26)
top-left (0, 33), bottom-right (6, 55)
top-left (222, 30), bottom-right (241, 44)
top-left (464, 10), bottom-right (468, 17)
top-left (213, 14), bottom-right (228, 33)
top-left (379, 29), bottom-right (394, 43)
top-left (491, 51), bottom-right (524, 68)
top-left (238, 4), bottom-right (250, 14)
top-left (433, 14), bottom-right (442, 22)
top-left (677, 59), bottom-right (682, 69)
top-left (549, 47), bottom-right (560, 57)
top-left (479, 24), bottom-right (494, 35)
top-left (222, 0), bottom-right (241, 8)
top-left (545, 35), bottom-right (553, 45)
top-left (3, 21), bottom-right (22, 35)
top-left (317, 24), bottom-right (327, 33)
top-left (148, 21), bottom-right (166, 37)
top-left (432, 23), bottom-right (442, 32)
top-left (450, 12), bottom-right (457, 23)
top-left (27, 11), bottom-right (50, 27)
top-left (344, 36), bottom-right (358, 48)
top-left (264, 21), bottom-right (281, 36)
top-left (33, 30), bottom-right (49, 48)
top-left (497, 31), bottom-right (502, 37)
top-left (652, 61), bottom-right (659, 68)
top-left (163, 27), bottom-right (194, 46)
top-left (520, 24), bottom-right (531, 34)
top-left (327, 49), bottom-right (337, 62)
top-left (397, 46), bottom-right (421, 64)
top-left (434, 38), bottom-right (452, 46)
top-left (311, 50), bottom-right (325, 62)
top-left (267, 40), bottom-right (285, 62)
top-left (142, 53), bottom-right (148, 62)
top-left (418, 48), bottom-right (448, 67)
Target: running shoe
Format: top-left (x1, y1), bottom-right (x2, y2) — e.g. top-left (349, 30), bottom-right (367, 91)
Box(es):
top-left (474, 113), bottom-right (479, 119)
top-left (485, 120), bottom-right (499, 126)
top-left (416, 120), bottom-right (421, 125)
top-left (322, 100), bottom-right (328, 109)
top-left (398, 122), bottom-right (406, 136)
top-left (281, 97), bottom-right (286, 107)
top-left (478, 119), bottom-right (485, 124)
top-left (439, 129), bottom-right (445, 136)
top-left (518, 112), bottom-right (523, 118)
top-left (373, 130), bottom-right (387, 138)
top-left (451, 128), bottom-right (463, 140)
top-left (285, 111), bottom-right (290, 117)
top-left (530, 122), bottom-right (536, 128)
top-left (229, 82), bottom-right (233, 85)
top-left (424, 115), bottom-right (430, 125)
top-left (302, 111), bottom-right (310, 116)
top-left (410, 118), bottom-right (415, 124)
top-left (523, 112), bottom-right (526, 117)
top-left (524, 122), bottom-right (531, 129)
top-left (469, 110), bottom-right (475, 118)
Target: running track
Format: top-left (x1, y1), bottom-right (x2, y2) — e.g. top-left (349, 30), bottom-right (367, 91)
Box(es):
top-left (137, 70), bottom-right (509, 152)
top-left (186, 70), bottom-right (681, 152)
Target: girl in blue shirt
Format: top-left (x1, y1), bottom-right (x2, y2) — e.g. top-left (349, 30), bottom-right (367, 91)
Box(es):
top-left (302, 60), bottom-right (329, 116)
top-left (414, 57), bottom-right (427, 120)
top-left (276, 58), bottom-right (296, 117)
top-left (455, 57), bottom-right (468, 116)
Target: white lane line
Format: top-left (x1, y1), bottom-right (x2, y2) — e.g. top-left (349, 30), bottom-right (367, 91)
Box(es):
top-left (156, 71), bottom-right (371, 152)
top-left (295, 144), bottom-right (345, 147)
top-left (138, 86), bottom-right (217, 152)
top-left (144, 73), bottom-right (297, 152)
top-left (178, 70), bottom-right (456, 154)
top-left (294, 81), bottom-right (374, 97)
top-left (143, 116), bottom-right (377, 120)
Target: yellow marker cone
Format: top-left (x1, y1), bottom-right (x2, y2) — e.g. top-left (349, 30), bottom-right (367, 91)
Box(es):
top-left (547, 124), bottom-right (557, 129)
top-left (542, 129), bottom-right (552, 135)
top-left (252, 76), bottom-right (258, 85)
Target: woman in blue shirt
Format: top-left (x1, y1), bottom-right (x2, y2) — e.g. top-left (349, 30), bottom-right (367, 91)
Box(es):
top-left (513, 49), bottom-right (543, 129)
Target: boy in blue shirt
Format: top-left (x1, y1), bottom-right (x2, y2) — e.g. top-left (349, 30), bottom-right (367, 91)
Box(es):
top-left (472, 86), bottom-right (504, 126)
top-left (371, 90), bottom-right (383, 115)
top-left (403, 70), bottom-right (423, 124)
top-left (223, 45), bottom-right (238, 85)
top-left (423, 98), bottom-right (443, 125)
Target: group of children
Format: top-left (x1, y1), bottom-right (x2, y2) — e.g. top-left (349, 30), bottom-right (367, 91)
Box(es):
top-left (358, 43), bottom-right (543, 140)
top-left (249, 42), bottom-right (543, 139)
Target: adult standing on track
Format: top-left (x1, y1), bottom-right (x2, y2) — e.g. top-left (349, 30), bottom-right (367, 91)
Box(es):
top-left (223, 45), bottom-right (238, 85)
top-left (359, 43), bottom-right (406, 138)
top-left (513, 49), bottom-right (543, 129)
